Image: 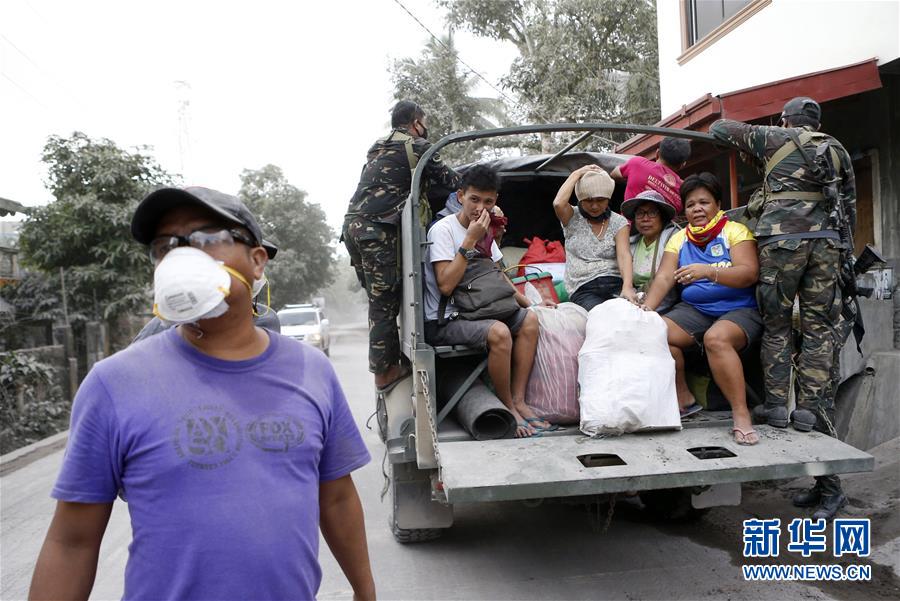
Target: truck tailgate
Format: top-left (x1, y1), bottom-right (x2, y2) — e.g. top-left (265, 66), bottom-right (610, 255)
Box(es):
top-left (439, 426), bottom-right (873, 503)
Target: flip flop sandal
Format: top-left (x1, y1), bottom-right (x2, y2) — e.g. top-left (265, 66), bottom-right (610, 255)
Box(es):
top-left (680, 403), bottom-right (703, 419)
top-left (732, 427), bottom-right (760, 446)
top-left (524, 416), bottom-right (558, 431)
top-left (515, 421), bottom-right (542, 438)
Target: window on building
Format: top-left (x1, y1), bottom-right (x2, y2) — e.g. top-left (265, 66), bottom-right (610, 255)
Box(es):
top-left (685, 0), bottom-right (753, 46)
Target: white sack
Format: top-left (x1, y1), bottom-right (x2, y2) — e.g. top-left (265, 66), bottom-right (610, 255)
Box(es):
top-left (578, 298), bottom-right (681, 436)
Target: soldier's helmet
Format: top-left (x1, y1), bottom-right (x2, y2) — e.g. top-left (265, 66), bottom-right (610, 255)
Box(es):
top-left (781, 97), bottom-right (821, 124)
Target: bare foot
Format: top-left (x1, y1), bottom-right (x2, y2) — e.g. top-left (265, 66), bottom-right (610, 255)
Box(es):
top-left (732, 414), bottom-right (759, 445)
top-left (374, 363), bottom-right (409, 390)
top-left (509, 408), bottom-right (536, 438)
top-left (678, 392), bottom-right (697, 412)
top-left (514, 402), bottom-right (551, 430)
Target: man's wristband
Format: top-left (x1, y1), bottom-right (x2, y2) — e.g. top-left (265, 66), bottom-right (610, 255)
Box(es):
top-left (458, 246), bottom-right (479, 261)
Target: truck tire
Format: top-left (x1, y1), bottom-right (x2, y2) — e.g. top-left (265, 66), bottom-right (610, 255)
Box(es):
top-left (640, 488), bottom-right (709, 522)
top-left (390, 522), bottom-right (444, 544)
top-left (388, 463), bottom-right (451, 543)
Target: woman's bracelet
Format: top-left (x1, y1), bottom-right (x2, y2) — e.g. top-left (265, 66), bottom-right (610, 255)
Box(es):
top-left (714, 265), bottom-right (721, 284)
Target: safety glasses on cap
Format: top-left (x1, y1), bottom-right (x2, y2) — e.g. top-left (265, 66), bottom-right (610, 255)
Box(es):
top-left (149, 227), bottom-right (256, 263)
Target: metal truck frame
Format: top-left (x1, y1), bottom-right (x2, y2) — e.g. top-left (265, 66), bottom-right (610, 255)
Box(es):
top-left (380, 123), bottom-right (873, 543)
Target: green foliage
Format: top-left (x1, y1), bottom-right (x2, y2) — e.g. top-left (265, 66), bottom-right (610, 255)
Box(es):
top-left (239, 165), bottom-right (336, 308)
top-left (391, 32), bottom-right (515, 163)
top-left (17, 132), bottom-right (173, 323)
top-left (0, 351), bottom-right (69, 454)
top-left (0, 270), bottom-right (61, 323)
top-left (440, 0), bottom-right (661, 146)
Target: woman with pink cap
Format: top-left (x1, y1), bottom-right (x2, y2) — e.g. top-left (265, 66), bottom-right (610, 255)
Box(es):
top-left (552, 165), bottom-right (636, 311)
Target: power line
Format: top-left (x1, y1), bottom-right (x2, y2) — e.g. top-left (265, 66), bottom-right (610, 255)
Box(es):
top-left (389, 0), bottom-right (524, 117)
top-left (0, 31), bottom-right (91, 112)
top-left (1, 72), bottom-right (48, 109)
top-left (388, 0), bottom-right (618, 149)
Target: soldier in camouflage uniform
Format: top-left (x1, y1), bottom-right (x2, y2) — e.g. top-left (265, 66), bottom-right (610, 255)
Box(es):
top-left (710, 97), bottom-right (856, 520)
top-left (343, 100), bottom-right (459, 391)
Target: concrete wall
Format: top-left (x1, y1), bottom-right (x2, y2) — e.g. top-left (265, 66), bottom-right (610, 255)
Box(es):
top-left (657, 0), bottom-right (900, 115)
top-left (836, 351), bottom-right (900, 451)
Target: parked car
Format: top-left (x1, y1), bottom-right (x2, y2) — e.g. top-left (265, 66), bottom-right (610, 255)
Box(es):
top-left (278, 304), bottom-right (330, 356)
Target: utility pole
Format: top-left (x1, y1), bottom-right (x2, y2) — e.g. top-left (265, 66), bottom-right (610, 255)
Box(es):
top-left (174, 80), bottom-right (192, 179)
top-left (59, 266), bottom-right (69, 327)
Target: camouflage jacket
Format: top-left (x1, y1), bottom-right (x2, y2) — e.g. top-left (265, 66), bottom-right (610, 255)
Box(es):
top-left (345, 129), bottom-right (459, 225)
top-left (710, 120), bottom-right (856, 237)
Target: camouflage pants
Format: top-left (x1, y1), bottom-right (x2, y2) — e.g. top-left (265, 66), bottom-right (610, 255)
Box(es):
top-left (341, 216), bottom-right (401, 375)
top-left (757, 238), bottom-right (843, 412)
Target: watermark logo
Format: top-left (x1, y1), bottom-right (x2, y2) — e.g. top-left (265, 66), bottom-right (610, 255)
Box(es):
top-left (834, 519), bottom-right (870, 558)
top-left (787, 518), bottom-right (827, 557)
top-left (743, 518), bottom-right (781, 558)
top-left (741, 518), bottom-right (871, 582)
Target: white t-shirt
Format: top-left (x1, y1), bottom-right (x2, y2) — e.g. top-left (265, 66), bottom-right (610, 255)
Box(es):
top-left (424, 213), bottom-right (503, 322)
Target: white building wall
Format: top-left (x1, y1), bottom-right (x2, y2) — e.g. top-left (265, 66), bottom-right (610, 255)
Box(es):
top-left (657, 0), bottom-right (900, 116)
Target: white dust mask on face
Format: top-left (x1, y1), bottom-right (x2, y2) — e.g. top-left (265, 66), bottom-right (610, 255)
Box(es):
top-left (152, 246), bottom-right (252, 325)
top-left (251, 274), bottom-right (267, 298)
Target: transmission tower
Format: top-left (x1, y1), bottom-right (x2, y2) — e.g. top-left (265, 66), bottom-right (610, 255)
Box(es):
top-left (174, 80), bottom-right (192, 179)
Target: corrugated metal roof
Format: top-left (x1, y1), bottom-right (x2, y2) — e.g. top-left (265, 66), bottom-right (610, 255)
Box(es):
top-left (0, 197), bottom-right (29, 217)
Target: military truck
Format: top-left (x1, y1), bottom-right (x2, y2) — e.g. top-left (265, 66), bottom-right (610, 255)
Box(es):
top-left (378, 123), bottom-right (873, 543)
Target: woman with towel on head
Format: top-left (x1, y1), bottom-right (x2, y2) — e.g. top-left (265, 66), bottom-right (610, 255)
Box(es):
top-left (552, 165), bottom-right (636, 312)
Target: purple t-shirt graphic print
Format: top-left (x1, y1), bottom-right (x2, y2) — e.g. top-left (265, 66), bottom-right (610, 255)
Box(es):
top-left (52, 328), bottom-right (370, 601)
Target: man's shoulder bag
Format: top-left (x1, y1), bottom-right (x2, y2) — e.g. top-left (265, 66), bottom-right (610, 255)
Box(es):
top-left (438, 257), bottom-right (520, 325)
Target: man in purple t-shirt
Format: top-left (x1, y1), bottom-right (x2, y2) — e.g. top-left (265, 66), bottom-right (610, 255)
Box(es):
top-left (29, 187), bottom-right (375, 601)
top-left (610, 137), bottom-right (691, 214)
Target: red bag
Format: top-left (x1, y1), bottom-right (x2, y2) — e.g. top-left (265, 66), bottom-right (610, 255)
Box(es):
top-left (518, 237), bottom-right (565, 276)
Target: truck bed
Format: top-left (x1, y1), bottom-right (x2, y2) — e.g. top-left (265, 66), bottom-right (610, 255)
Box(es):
top-left (438, 424), bottom-right (873, 503)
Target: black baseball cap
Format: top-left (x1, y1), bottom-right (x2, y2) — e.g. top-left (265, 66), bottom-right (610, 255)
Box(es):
top-left (131, 186), bottom-right (277, 259)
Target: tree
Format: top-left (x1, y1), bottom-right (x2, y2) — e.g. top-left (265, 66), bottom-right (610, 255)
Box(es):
top-left (391, 31), bottom-right (514, 164)
top-left (238, 165), bottom-right (335, 309)
top-left (439, 0), bottom-right (661, 147)
top-left (16, 132), bottom-right (173, 326)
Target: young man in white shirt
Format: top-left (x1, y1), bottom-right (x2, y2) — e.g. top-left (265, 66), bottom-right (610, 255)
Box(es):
top-left (423, 165), bottom-right (553, 438)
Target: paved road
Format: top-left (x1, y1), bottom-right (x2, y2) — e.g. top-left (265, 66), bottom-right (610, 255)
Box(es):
top-left (3, 328), bottom-right (896, 600)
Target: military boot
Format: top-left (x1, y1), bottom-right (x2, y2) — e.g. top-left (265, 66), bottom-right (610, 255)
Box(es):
top-left (791, 408), bottom-right (817, 432)
top-left (792, 482), bottom-right (823, 507)
top-left (752, 404), bottom-right (789, 428)
top-left (812, 493), bottom-right (848, 520)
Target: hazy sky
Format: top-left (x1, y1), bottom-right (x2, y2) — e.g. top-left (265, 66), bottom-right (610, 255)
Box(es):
top-left (0, 0), bottom-right (517, 230)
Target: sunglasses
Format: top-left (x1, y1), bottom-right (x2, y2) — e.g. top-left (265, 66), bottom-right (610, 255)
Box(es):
top-left (149, 227), bottom-right (255, 262)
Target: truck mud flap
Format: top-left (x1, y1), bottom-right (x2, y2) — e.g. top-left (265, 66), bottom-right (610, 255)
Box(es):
top-left (438, 426), bottom-right (873, 504)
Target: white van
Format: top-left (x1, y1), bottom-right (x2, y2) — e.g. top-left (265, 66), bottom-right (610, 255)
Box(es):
top-left (278, 304), bottom-right (330, 356)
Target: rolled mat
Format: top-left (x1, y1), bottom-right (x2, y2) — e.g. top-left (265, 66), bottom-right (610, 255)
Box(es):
top-left (455, 380), bottom-right (517, 440)
top-left (436, 362), bottom-right (516, 440)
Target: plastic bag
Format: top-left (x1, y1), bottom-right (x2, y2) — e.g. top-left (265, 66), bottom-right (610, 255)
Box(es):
top-left (525, 303), bottom-right (588, 424)
top-left (519, 237), bottom-right (565, 275)
top-left (578, 298), bottom-right (681, 436)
